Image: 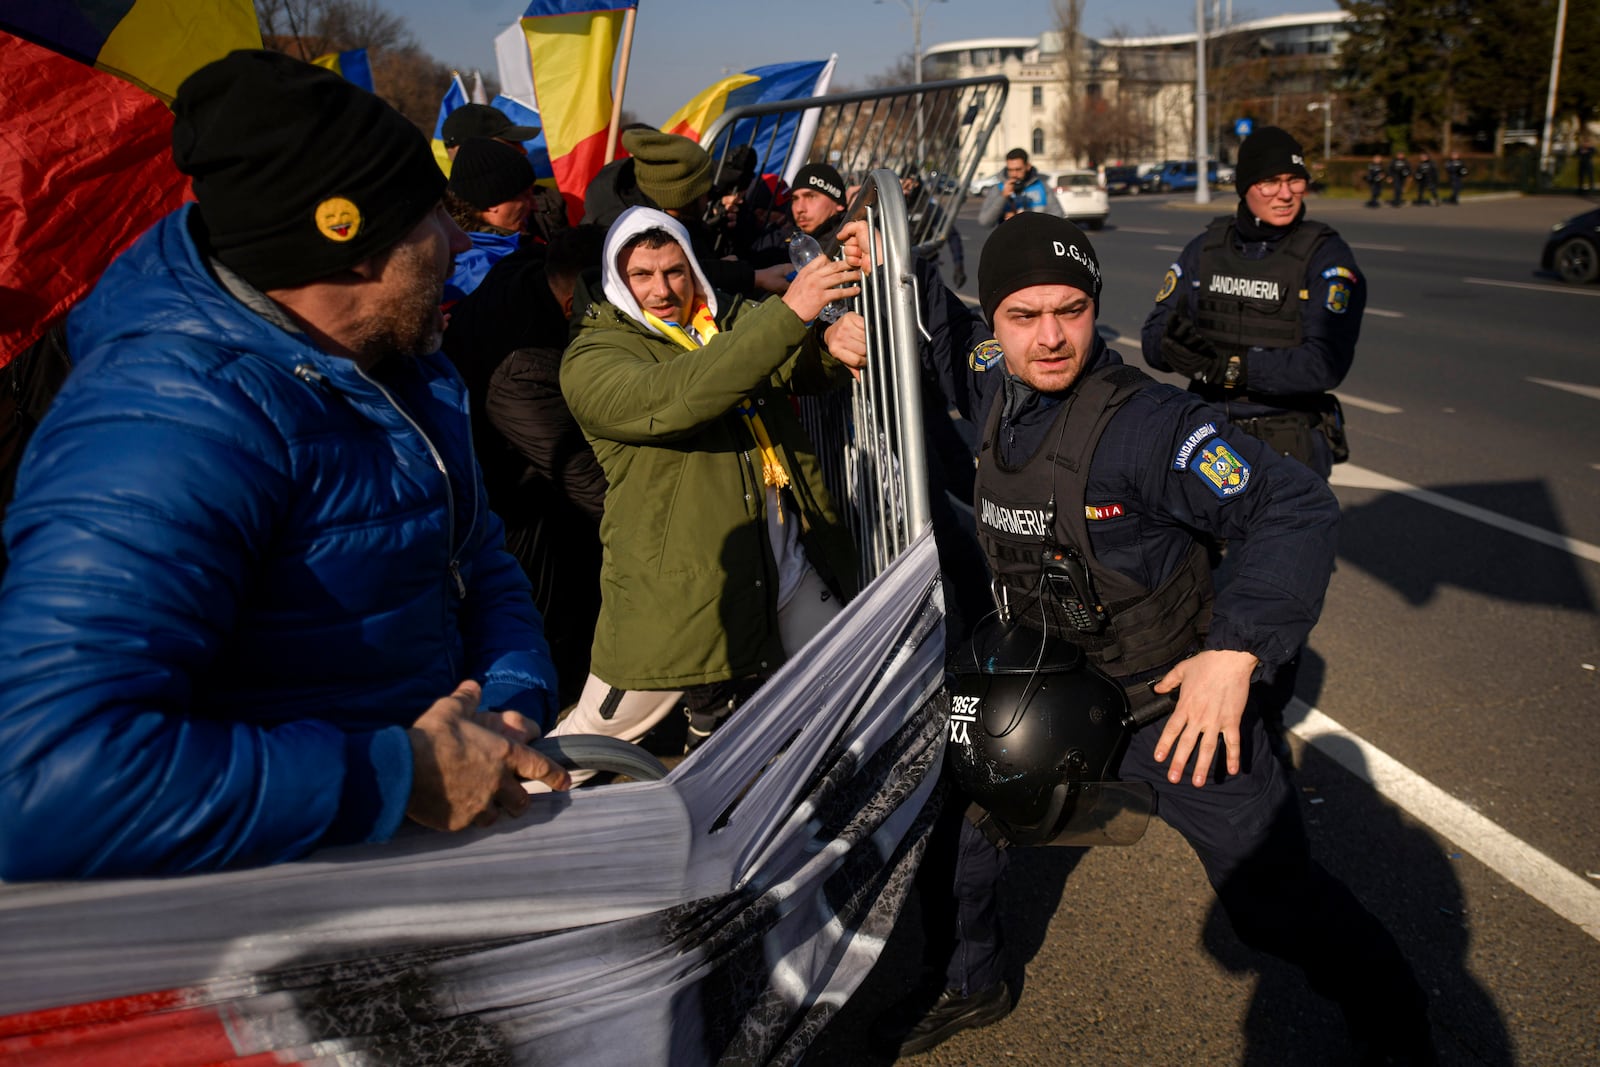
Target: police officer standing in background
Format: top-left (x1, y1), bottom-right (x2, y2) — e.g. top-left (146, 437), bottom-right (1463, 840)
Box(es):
top-left (1142, 126), bottom-right (1361, 480)
top-left (1365, 153), bottom-right (1386, 207)
top-left (1141, 125), bottom-right (1363, 750)
top-left (867, 212), bottom-right (1432, 1062)
top-left (1445, 151), bottom-right (1469, 204)
top-left (1388, 151), bottom-right (1411, 207)
top-left (1413, 151), bottom-right (1440, 205)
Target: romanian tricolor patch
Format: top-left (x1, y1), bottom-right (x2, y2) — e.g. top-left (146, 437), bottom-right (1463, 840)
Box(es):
top-left (969, 338), bottom-right (1004, 372)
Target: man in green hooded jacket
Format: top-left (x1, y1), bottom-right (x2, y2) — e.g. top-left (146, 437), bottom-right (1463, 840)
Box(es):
top-left (554, 205), bottom-right (864, 756)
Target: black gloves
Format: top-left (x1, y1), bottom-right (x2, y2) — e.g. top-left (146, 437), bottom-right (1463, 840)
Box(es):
top-left (952, 265), bottom-right (967, 289)
top-left (1160, 313), bottom-right (1242, 388)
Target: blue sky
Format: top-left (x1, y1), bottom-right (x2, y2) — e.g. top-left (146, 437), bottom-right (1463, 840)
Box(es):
top-left (380, 1), bottom-right (1339, 126)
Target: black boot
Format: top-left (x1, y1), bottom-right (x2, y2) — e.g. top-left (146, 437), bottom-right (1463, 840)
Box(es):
top-left (871, 979), bottom-right (1012, 1058)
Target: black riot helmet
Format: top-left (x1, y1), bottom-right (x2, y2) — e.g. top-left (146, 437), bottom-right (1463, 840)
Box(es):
top-left (945, 620), bottom-right (1153, 847)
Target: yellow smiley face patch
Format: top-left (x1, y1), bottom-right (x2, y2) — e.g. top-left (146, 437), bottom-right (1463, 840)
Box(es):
top-left (314, 197), bottom-right (362, 243)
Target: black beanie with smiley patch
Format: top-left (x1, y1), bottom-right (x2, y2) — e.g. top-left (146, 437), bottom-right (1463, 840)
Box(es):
top-left (172, 50), bottom-right (446, 290)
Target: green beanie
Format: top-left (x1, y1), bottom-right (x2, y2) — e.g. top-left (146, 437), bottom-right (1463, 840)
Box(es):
top-left (623, 129), bottom-right (713, 211)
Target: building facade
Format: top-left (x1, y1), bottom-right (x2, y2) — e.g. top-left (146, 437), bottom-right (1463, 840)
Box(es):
top-left (924, 11), bottom-right (1351, 177)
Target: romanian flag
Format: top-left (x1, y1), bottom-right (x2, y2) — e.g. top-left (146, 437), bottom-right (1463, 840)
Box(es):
top-left (519, 0), bottom-right (637, 224)
top-left (663, 58), bottom-right (836, 185)
top-left (0, 0), bottom-right (259, 103)
top-left (431, 73), bottom-right (470, 175)
top-left (0, 1), bottom-right (260, 366)
top-left (311, 47), bottom-right (373, 92)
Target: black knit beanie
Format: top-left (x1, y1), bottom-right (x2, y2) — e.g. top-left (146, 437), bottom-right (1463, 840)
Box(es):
top-left (978, 213), bottom-right (1102, 324)
top-left (792, 163), bottom-right (847, 206)
top-left (711, 143), bottom-right (758, 197)
top-left (1234, 125), bottom-right (1310, 194)
top-left (172, 50), bottom-right (445, 290)
top-left (448, 138), bottom-right (536, 210)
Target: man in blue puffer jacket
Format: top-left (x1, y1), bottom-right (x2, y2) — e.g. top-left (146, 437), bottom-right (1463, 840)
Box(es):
top-left (0, 51), bottom-right (570, 881)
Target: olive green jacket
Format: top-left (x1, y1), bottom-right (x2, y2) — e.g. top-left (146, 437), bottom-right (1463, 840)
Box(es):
top-left (560, 293), bottom-right (859, 691)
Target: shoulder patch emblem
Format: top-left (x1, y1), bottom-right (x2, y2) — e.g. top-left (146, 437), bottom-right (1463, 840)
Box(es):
top-left (1085, 503), bottom-right (1125, 520)
top-left (1320, 266), bottom-right (1358, 283)
top-left (1193, 439), bottom-right (1252, 498)
top-left (1172, 421), bottom-right (1219, 470)
top-left (1326, 281), bottom-right (1351, 314)
top-left (314, 197), bottom-right (361, 243)
top-left (1154, 264), bottom-right (1181, 303)
top-left (968, 338), bottom-right (1005, 372)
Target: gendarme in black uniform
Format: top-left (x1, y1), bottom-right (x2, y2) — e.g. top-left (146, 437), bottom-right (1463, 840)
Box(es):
top-left (1142, 127), bottom-right (1363, 480)
top-left (877, 211), bottom-right (1433, 1063)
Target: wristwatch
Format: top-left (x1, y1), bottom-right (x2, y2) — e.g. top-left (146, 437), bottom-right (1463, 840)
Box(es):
top-left (1222, 355), bottom-right (1243, 389)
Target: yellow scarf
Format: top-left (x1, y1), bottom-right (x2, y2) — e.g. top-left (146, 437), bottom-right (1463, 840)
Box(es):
top-left (642, 304), bottom-right (792, 505)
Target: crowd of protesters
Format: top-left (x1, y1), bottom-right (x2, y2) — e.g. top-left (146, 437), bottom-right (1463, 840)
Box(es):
top-left (0, 52), bottom-right (896, 880)
top-left (0, 49), bottom-right (1440, 1064)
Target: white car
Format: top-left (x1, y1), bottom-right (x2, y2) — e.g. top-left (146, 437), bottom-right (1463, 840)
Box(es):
top-left (1053, 170), bottom-right (1108, 230)
top-left (968, 168), bottom-right (1007, 196)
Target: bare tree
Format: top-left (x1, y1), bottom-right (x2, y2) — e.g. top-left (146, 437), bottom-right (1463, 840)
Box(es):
top-left (255, 0), bottom-right (449, 130)
top-left (1053, 0), bottom-right (1086, 162)
top-left (315, 0), bottom-right (408, 54)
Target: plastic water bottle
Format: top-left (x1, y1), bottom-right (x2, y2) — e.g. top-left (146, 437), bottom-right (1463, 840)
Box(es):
top-left (787, 232), bottom-right (845, 323)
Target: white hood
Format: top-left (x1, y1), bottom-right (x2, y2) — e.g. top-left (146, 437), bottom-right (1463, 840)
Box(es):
top-left (601, 206), bottom-right (718, 335)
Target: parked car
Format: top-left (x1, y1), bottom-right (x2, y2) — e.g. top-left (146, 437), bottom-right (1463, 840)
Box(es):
top-left (1541, 207), bottom-right (1600, 284)
top-left (1103, 164), bottom-right (1150, 196)
top-left (968, 168), bottom-right (1007, 196)
top-left (1053, 170), bottom-right (1108, 229)
top-left (1151, 159), bottom-right (1222, 192)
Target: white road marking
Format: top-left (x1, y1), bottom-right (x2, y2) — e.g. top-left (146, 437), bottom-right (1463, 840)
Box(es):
top-left (1337, 394), bottom-right (1403, 414)
top-left (1116, 227), bottom-right (1172, 235)
top-left (1349, 242), bottom-right (1407, 253)
top-left (1465, 277), bottom-right (1600, 297)
top-left (1365, 307), bottom-right (1406, 318)
top-left (1286, 699), bottom-right (1600, 943)
top-left (1331, 463), bottom-right (1600, 565)
top-left (1528, 377), bottom-right (1600, 403)
top-left (1154, 244), bottom-right (1185, 253)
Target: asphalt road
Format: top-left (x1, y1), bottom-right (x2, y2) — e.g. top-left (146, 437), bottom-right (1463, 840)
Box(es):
top-left (807, 191), bottom-right (1600, 1066)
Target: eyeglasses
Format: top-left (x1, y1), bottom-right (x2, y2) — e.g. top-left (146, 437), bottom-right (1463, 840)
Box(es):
top-left (1253, 177), bottom-right (1308, 195)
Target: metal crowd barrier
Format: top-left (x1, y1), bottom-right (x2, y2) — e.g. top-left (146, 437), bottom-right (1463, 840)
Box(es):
top-left (793, 171), bottom-right (930, 589)
top-left (699, 75), bottom-right (1009, 259)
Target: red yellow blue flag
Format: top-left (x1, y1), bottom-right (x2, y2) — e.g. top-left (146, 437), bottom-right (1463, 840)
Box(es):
top-left (519, 0), bottom-right (639, 223)
top-left (0, 1), bottom-right (260, 365)
top-left (0, 0), bottom-right (259, 103)
top-left (664, 58), bottom-right (836, 184)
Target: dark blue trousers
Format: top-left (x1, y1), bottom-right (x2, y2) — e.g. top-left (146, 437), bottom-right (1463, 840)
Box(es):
top-left (920, 712), bottom-right (1428, 1043)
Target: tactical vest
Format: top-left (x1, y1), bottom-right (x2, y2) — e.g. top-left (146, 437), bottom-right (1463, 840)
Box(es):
top-left (1193, 216), bottom-right (1332, 356)
top-left (973, 364), bottom-right (1214, 678)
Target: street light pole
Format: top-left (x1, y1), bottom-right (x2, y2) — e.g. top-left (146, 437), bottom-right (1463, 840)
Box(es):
top-left (1194, 0), bottom-right (1210, 205)
top-left (881, 0), bottom-right (946, 168)
top-left (1539, 0), bottom-right (1568, 181)
top-left (1307, 96), bottom-right (1332, 163)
